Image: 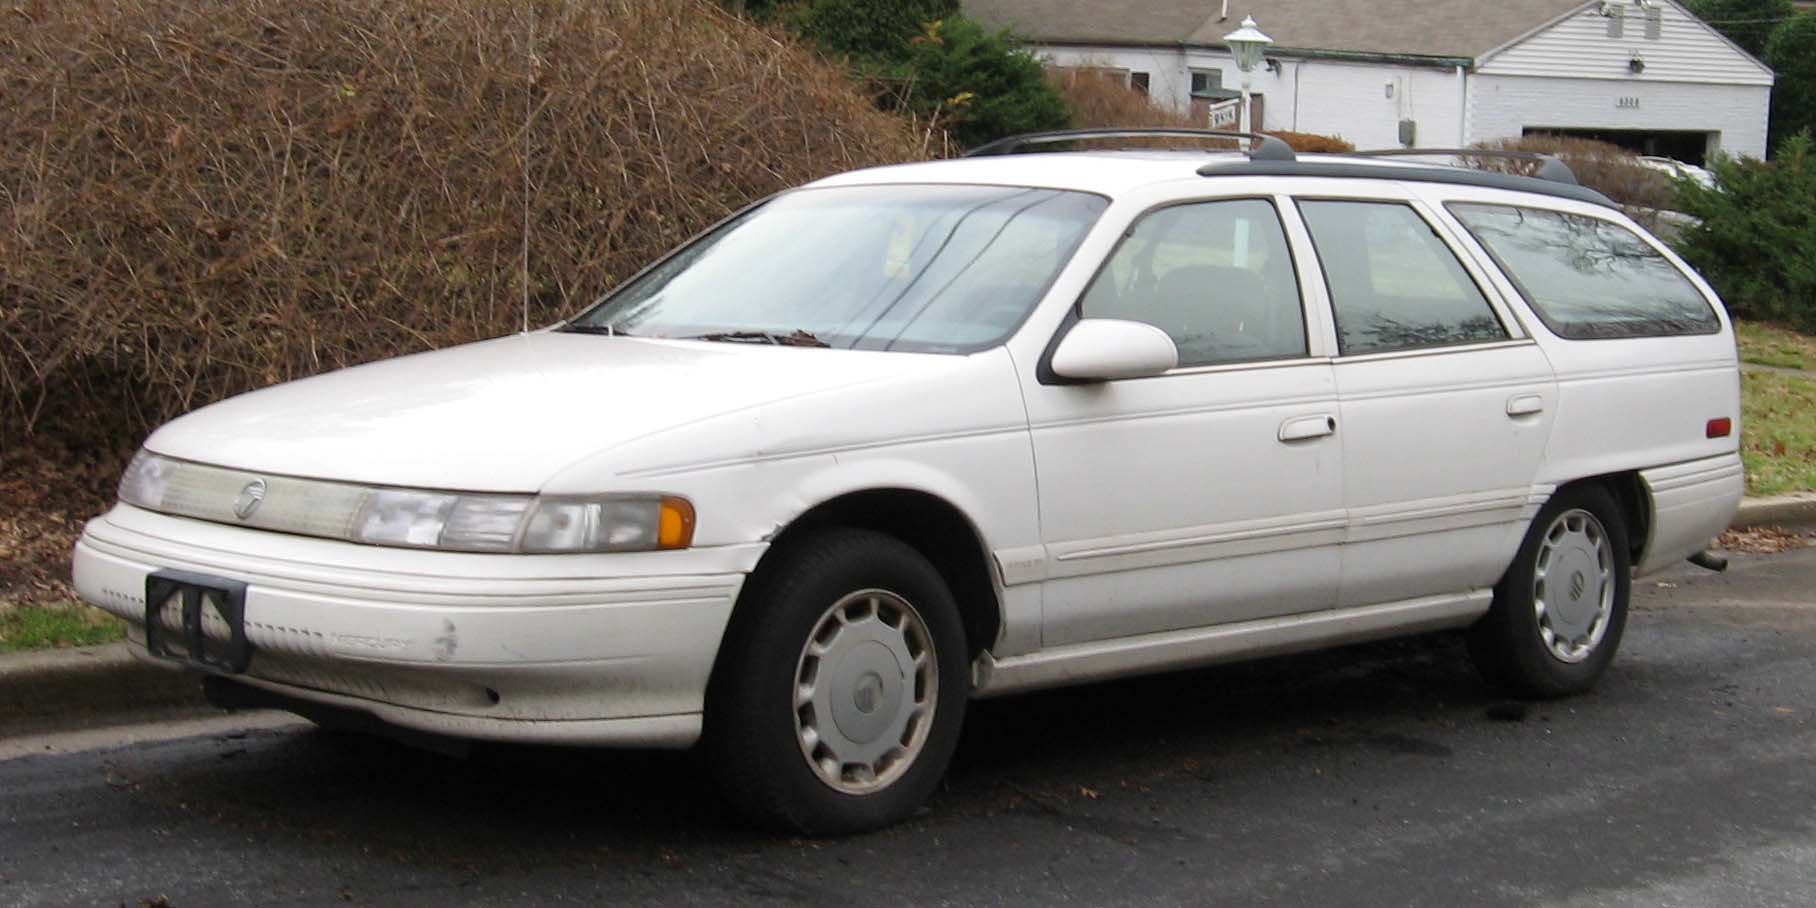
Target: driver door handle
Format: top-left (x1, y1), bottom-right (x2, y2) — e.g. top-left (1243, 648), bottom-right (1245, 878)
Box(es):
top-left (1279, 414), bottom-right (1337, 443)
top-left (1506, 394), bottom-right (1545, 417)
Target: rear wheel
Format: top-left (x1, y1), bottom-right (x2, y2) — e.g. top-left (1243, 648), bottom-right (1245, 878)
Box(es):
top-left (705, 529), bottom-right (969, 835)
top-left (1468, 485), bottom-right (1632, 699)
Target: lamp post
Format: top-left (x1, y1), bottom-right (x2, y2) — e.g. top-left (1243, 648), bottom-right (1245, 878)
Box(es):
top-left (1222, 15), bottom-right (1273, 135)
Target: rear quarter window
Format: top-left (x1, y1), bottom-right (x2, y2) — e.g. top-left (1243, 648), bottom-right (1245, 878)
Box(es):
top-left (1447, 202), bottom-right (1720, 339)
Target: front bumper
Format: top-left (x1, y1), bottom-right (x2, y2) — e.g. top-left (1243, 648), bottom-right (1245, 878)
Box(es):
top-left (73, 504), bottom-right (764, 747)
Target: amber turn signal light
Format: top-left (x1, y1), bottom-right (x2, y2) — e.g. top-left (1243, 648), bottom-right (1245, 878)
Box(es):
top-left (658, 496), bottom-right (697, 549)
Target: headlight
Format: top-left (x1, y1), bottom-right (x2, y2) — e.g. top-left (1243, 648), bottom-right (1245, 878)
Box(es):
top-left (117, 451), bottom-right (695, 554)
top-left (351, 490), bottom-right (538, 551)
top-left (350, 489), bottom-right (694, 553)
top-left (521, 496), bottom-right (695, 553)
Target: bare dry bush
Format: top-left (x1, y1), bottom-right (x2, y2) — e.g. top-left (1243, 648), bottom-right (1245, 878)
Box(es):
top-left (1051, 68), bottom-right (1199, 131)
top-left (1048, 71), bottom-right (1352, 155)
top-left (0, 0), bottom-right (934, 451)
top-left (1269, 131), bottom-right (1355, 154)
top-left (1468, 135), bottom-right (1675, 211)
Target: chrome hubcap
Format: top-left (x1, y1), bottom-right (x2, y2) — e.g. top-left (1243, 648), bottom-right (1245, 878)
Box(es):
top-left (793, 589), bottom-right (937, 795)
top-left (1533, 508), bottom-right (1615, 663)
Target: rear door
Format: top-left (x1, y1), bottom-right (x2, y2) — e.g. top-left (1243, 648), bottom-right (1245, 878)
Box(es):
top-left (1291, 194), bottom-right (1558, 608)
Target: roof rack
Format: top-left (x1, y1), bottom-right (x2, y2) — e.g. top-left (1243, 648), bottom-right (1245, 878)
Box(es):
top-left (961, 131), bottom-right (1612, 208)
top-left (1195, 158), bottom-right (1615, 208)
top-left (964, 128), bottom-right (1297, 162)
top-left (1345, 148), bottom-right (1580, 186)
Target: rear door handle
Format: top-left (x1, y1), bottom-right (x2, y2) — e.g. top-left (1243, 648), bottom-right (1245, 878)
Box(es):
top-left (1279, 414), bottom-right (1337, 443)
top-left (1506, 394), bottom-right (1545, 417)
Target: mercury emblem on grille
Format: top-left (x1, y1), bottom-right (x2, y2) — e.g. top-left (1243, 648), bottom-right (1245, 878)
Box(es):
top-left (233, 478), bottom-right (267, 520)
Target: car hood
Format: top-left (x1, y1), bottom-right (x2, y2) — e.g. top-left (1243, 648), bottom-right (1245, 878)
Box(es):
top-left (145, 332), bottom-right (937, 492)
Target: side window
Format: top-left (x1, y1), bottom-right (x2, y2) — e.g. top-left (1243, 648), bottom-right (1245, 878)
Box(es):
top-left (1298, 200), bottom-right (1509, 356)
top-left (1080, 199), bottom-right (1307, 367)
top-left (1448, 202), bottom-right (1720, 339)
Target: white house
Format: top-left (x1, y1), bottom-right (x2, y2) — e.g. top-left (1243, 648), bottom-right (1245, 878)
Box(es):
top-left (966, 0), bottom-right (1775, 161)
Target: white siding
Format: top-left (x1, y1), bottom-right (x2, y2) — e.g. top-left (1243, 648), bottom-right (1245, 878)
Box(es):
top-left (1479, 0), bottom-right (1773, 86)
top-left (1039, 45), bottom-right (1466, 150)
top-left (1286, 59), bottom-right (1465, 150)
top-left (1029, 0), bottom-right (1773, 160)
top-left (1467, 72), bottom-right (1770, 158)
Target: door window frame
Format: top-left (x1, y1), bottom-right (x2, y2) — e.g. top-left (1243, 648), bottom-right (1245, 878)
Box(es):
top-left (1039, 194), bottom-right (1334, 383)
top-left (1282, 193), bottom-right (1536, 362)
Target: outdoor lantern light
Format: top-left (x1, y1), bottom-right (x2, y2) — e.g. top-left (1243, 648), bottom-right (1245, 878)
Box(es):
top-left (1223, 15), bottom-right (1273, 74)
top-left (1221, 15), bottom-right (1274, 136)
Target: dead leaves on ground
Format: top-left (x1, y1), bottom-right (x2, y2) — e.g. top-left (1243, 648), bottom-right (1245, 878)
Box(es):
top-left (1718, 525), bottom-right (1816, 554)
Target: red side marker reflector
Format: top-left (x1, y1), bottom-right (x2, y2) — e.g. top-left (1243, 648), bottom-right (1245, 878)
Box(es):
top-left (1707, 417), bottom-right (1732, 439)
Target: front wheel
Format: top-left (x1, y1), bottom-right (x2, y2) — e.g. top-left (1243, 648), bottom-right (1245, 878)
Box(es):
top-left (1468, 485), bottom-right (1632, 699)
top-left (704, 529), bottom-right (969, 835)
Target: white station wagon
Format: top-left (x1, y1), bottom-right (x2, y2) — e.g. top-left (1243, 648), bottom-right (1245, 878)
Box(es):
top-left (75, 130), bottom-right (1745, 834)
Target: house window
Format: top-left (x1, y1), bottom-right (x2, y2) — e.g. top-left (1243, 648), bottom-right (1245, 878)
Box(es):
top-left (1190, 69), bottom-right (1223, 97)
top-left (1131, 71), bottom-right (1151, 96)
top-left (1606, 5), bottom-right (1624, 38)
top-left (1645, 6), bottom-right (1662, 39)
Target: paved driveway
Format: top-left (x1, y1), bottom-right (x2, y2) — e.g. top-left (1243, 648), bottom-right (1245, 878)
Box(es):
top-left (2, 548), bottom-right (1813, 907)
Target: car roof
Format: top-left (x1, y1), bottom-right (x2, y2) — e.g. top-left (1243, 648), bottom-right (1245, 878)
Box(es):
top-left (808, 149), bottom-right (1616, 208)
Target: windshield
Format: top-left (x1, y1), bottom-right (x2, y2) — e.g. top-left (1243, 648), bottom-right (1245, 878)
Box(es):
top-left (565, 185), bottom-right (1108, 353)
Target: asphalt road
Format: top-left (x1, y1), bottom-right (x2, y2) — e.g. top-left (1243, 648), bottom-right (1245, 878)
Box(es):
top-left (3, 548), bottom-right (1813, 907)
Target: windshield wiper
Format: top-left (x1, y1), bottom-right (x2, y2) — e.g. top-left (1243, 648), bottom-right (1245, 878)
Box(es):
top-left (679, 330), bottom-right (830, 348)
top-left (560, 323), bottom-right (636, 337)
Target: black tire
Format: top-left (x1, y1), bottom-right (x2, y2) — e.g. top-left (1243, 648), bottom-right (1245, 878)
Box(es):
top-left (704, 528), bottom-right (969, 835)
top-left (1468, 484), bottom-right (1632, 699)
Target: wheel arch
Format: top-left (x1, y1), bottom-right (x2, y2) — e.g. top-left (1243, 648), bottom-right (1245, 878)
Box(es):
top-left (741, 488), bottom-right (1004, 660)
top-left (1553, 471), bottom-right (1652, 564)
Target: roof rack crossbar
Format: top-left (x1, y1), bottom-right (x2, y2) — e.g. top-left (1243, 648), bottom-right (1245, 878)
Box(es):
top-left (1344, 148), bottom-right (1579, 185)
top-left (964, 128), bottom-right (1297, 163)
top-left (1193, 160), bottom-right (1615, 209)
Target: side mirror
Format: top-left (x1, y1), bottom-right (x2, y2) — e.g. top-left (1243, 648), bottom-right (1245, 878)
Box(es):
top-left (1049, 318), bottom-right (1179, 382)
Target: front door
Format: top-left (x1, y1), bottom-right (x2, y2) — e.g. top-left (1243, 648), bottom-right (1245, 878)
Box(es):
top-left (1022, 197), bottom-right (1344, 647)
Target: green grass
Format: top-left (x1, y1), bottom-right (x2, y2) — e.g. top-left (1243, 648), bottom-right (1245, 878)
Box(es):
top-left (1740, 369), bottom-right (1816, 496)
top-left (0, 603), bottom-right (125, 653)
top-left (1736, 321), bottom-right (1816, 372)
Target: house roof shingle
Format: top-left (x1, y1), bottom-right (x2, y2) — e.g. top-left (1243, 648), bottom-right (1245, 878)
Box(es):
top-left (964, 0), bottom-right (1596, 63)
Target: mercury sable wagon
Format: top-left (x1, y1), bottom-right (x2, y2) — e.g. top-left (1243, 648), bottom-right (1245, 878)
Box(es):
top-left (74, 130), bottom-right (1745, 834)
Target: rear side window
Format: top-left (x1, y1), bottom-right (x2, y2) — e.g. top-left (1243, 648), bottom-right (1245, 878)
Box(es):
top-left (1297, 200), bottom-right (1508, 355)
top-left (1448, 203), bottom-right (1720, 339)
top-left (1080, 199), bottom-right (1307, 367)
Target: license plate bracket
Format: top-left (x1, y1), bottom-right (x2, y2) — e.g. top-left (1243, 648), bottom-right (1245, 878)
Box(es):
top-left (144, 570), bottom-right (254, 675)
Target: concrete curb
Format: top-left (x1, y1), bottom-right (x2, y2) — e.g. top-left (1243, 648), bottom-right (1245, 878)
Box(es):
top-left (1731, 493), bottom-right (1816, 530)
top-left (0, 643), bottom-right (209, 737)
top-left (4, 489), bottom-right (1813, 733)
